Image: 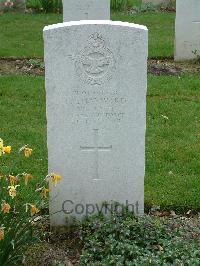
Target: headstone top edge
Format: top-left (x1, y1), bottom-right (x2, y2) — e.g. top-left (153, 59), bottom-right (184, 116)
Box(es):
top-left (43, 20), bottom-right (148, 32)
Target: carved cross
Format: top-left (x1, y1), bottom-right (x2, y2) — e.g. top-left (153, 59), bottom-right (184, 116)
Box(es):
top-left (80, 129), bottom-right (112, 180)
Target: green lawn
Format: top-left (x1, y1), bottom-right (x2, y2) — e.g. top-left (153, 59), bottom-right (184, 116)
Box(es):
top-left (113, 12), bottom-right (175, 58)
top-left (0, 14), bottom-right (62, 57)
top-left (0, 75), bottom-right (199, 211)
top-left (0, 11), bottom-right (175, 58)
top-left (146, 75), bottom-right (200, 211)
top-left (0, 75), bottom-right (47, 202)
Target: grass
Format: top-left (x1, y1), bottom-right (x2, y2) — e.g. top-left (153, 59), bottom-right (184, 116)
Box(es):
top-left (146, 75), bottom-right (200, 211)
top-left (0, 74), bottom-right (199, 211)
top-left (0, 75), bottom-right (48, 202)
top-left (0, 14), bottom-right (62, 57)
top-left (113, 12), bottom-right (175, 58)
top-left (0, 11), bottom-right (175, 58)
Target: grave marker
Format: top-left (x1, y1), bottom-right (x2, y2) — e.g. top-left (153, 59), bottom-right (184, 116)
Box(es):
top-left (62, 0), bottom-right (110, 22)
top-left (175, 0), bottom-right (200, 61)
top-left (44, 21), bottom-right (148, 226)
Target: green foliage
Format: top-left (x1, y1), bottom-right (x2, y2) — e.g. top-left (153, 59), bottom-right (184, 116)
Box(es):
top-left (168, 0), bottom-right (176, 8)
top-left (139, 0), bottom-right (176, 12)
top-left (27, 58), bottom-right (44, 68)
top-left (0, 210), bottom-right (35, 265)
top-left (26, 0), bottom-right (62, 13)
top-left (111, 0), bottom-right (130, 11)
top-left (0, 0), bottom-right (25, 13)
top-left (0, 137), bottom-right (59, 265)
top-left (140, 3), bottom-right (156, 12)
top-left (80, 211), bottom-right (200, 265)
top-left (0, 152), bottom-right (38, 265)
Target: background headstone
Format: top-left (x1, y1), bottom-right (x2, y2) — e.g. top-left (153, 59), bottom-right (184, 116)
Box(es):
top-left (142, 0), bottom-right (170, 5)
top-left (0, 0), bottom-right (25, 13)
top-left (44, 21), bottom-right (148, 226)
top-left (62, 0), bottom-right (110, 21)
top-left (175, 0), bottom-right (200, 61)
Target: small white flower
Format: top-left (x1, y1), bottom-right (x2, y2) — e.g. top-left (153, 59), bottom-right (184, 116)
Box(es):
top-left (161, 115), bottom-right (169, 120)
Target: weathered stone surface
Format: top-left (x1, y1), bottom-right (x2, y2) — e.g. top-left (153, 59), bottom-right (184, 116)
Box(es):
top-left (44, 21), bottom-right (148, 226)
top-left (62, 0), bottom-right (110, 21)
top-left (175, 0), bottom-right (200, 61)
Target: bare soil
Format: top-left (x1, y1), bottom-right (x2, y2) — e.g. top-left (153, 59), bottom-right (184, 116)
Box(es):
top-left (0, 57), bottom-right (44, 76)
top-left (148, 59), bottom-right (200, 75)
top-left (0, 57), bottom-right (200, 76)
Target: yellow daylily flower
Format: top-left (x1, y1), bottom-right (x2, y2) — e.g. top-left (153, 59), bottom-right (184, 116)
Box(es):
top-left (0, 139), bottom-right (11, 156)
top-left (9, 175), bottom-right (19, 186)
top-left (0, 139), bottom-right (3, 156)
top-left (1, 202), bottom-right (11, 214)
top-left (45, 173), bottom-right (62, 187)
top-left (0, 228), bottom-right (4, 241)
top-left (30, 204), bottom-right (40, 216)
top-left (52, 174), bottom-right (62, 186)
top-left (0, 173), bottom-right (4, 179)
top-left (46, 173), bottom-right (62, 187)
top-left (41, 188), bottom-right (51, 198)
top-left (19, 145), bottom-right (33, 157)
top-left (8, 185), bottom-right (19, 199)
top-left (24, 147), bottom-right (33, 157)
top-left (23, 173), bottom-right (32, 185)
top-left (3, 146), bottom-right (11, 154)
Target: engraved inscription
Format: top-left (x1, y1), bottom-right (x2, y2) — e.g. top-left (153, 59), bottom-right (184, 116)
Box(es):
top-left (80, 129), bottom-right (112, 180)
top-left (69, 87), bottom-right (127, 125)
top-left (74, 33), bottom-right (115, 85)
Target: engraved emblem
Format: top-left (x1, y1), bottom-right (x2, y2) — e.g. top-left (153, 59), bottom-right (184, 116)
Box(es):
top-left (74, 33), bottom-right (115, 85)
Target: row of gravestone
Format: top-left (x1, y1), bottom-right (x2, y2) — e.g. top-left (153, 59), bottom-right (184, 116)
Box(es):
top-left (63, 0), bottom-right (200, 61)
top-left (2, 0), bottom-right (199, 60)
top-left (44, 0), bottom-right (199, 227)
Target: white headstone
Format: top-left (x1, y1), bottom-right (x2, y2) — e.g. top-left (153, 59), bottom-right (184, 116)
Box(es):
top-left (142, 0), bottom-right (169, 5)
top-left (62, 0), bottom-right (110, 22)
top-left (44, 21), bottom-right (148, 226)
top-left (175, 0), bottom-right (200, 61)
